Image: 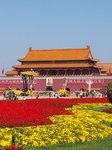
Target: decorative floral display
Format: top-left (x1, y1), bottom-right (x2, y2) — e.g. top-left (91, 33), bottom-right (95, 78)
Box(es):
top-left (0, 97), bottom-right (112, 148)
top-left (4, 144), bottom-right (25, 150)
top-left (102, 108), bottom-right (112, 113)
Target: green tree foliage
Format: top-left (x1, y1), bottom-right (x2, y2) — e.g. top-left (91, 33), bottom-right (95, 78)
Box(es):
top-left (107, 80), bottom-right (112, 103)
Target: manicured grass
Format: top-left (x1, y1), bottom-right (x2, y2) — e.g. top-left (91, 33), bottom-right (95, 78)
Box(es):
top-left (26, 135), bottom-right (112, 150)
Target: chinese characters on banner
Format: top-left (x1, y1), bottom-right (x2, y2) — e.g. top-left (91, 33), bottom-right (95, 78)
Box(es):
top-left (67, 79), bottom-right (104, 84)
top-left (0, 78), bottom-right (104, 85)
top-left (0, 79), bottom-right (37, 84)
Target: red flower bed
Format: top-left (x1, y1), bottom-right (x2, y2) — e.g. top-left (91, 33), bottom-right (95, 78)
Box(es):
top-left (4, 145), bottom-right (25, 150)
top-left (102, 108), bottom-right (112, 113)
top-left (0, 97), bottom-right (110, 127)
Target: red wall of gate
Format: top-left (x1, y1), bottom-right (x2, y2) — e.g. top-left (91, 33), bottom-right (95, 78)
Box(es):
top-left (0, 76), bottom-right (112, 92)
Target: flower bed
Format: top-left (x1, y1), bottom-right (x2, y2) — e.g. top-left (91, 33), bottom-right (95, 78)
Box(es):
top-left (0, 97), bottom-right (112, 148)
top-left (0, 97), bottom-right (110, 127)
top-left (4, 144), bottom-right (25, 150)
top-left (102, 108), bottom-right (112, 113)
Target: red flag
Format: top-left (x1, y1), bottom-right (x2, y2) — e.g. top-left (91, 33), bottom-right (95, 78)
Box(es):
top-left (2, 68), bottom-right (4, 75)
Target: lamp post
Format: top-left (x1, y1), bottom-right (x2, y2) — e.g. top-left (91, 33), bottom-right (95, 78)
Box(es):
top-left (63, 76), bottom-right (67, 90)
top-left (29, 68), bottom-right (34, 90)
top-left (86, 79), bottom-right (93, 93)
top-left (29, 75), bottom-right (34, 91)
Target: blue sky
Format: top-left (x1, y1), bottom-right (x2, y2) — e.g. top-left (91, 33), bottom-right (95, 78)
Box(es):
top-left (0, 0), bottom-right (112, 75)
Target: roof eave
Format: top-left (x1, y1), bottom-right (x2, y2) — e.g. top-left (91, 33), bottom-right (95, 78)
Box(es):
top-left (17, 58), bottom-right (90, 62)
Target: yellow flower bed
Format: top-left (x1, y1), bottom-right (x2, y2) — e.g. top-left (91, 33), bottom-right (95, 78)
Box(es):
top-left (0, 103), bottom-right (112, 147)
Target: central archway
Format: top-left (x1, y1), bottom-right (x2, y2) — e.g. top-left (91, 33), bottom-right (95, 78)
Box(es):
top-left (46, 86), bottom-right (53, 91)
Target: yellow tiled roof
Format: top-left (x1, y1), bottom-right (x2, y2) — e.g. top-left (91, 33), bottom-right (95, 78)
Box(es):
top-left (17, 46), bottom-right (99, 62)
top-left (12, 63), bottom-right (102, 69)
top-left (5, 70), bottom-right (18, 75)
top-left (98, 63), bottom-right (112, 73)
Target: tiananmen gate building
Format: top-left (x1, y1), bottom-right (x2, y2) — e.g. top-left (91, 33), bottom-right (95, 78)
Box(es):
top-left (0, 45), bottom-right (112, 92)
top-left (7, 45), bottom-right (103, 76)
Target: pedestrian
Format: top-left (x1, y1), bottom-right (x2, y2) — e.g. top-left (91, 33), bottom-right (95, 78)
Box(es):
top-left (3, 90), bottom-right (6, 98)
top-left (80, 90), bottom-right (83, 98)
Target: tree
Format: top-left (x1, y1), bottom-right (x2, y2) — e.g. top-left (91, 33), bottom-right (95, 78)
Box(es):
top-left (107, 80), bottom-right (112, 103)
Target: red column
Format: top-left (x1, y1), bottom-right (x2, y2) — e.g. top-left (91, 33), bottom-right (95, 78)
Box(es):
top-left (46, 70), bottom-right (48, 76)
top-left (89, 69), bottom-right (91, 75)
top-left (56, 70), bottom-right (59, 76)
top-left (72, 70), bottom-right (74, 75)
top-left (80, 70), bottom-right (82, 75)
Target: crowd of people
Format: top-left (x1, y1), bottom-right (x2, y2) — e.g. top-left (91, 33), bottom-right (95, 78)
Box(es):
top-left (0, 88), bottom-right (107, 100)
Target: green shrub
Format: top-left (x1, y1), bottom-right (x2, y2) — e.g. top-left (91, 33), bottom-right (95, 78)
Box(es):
top-left (107, 80), bottom-right (112, 103)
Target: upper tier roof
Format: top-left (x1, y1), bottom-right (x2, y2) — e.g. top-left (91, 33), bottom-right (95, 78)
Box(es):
top-left (17, 45), bottom-right (99, 62)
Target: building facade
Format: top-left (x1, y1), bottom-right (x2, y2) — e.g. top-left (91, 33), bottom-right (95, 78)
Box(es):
top-left (0, 45), bottom-right (111, 92)
top-left (6, 45), bottom-right (103, 76)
